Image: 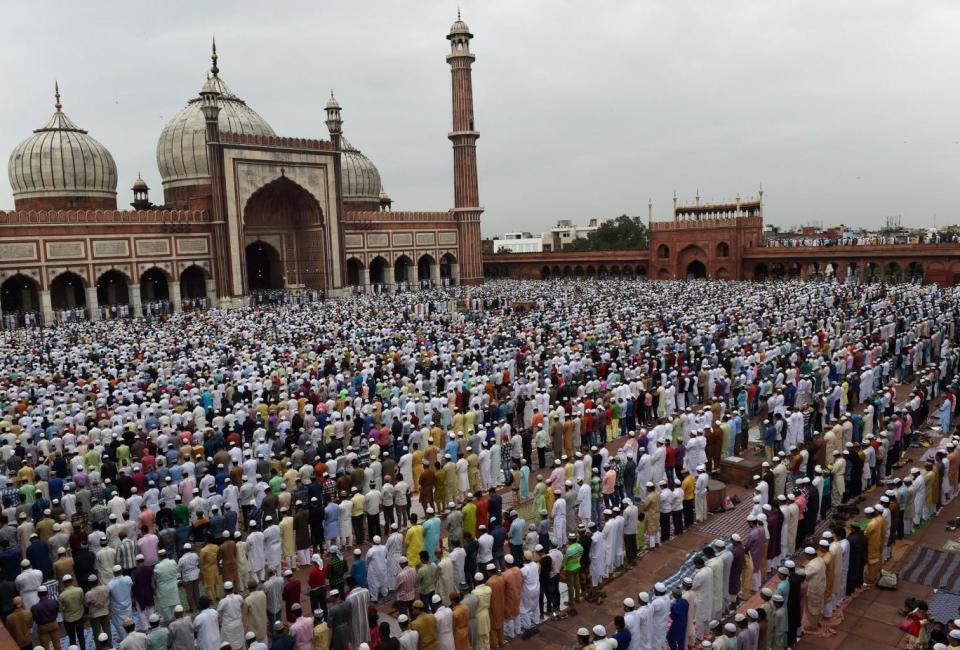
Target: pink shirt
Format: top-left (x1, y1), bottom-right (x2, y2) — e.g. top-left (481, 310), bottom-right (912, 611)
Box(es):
top-left (137, 534), bottom-right (159, 566)
top-left (602, 470), bottom-right (616, 495)
top-left (395, 566), bottom-right (417, 601)
top-left (290, 616), bottom-right (314, 650)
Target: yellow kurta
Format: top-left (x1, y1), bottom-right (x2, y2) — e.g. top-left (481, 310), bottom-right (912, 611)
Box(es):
top-left (314, 622), bottom-right (331, 650)
top-left (864, 516), bottom-right (884, 583)
top-left (405, 524), bottom-right (424, 567)
top-left (803, 555), bottom-right (826, 629)
top-left (199, 543), bottom-right (221, 598)
top-left (280, 515), bottom-right (296, 557)
top-left (822, 549), bottom-right (835, 604)
top-left (472, 583), bottom-right (493, 650)
top-left (413, 451), bottom-right (424, 492)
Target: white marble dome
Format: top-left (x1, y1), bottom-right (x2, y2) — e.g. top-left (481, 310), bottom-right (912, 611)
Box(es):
top-left (340, 136), bottom-right (383, 203)
top-left (156, 75), bottom-right (275, 190)
top-left (8, 94), bottom-right (117, 202)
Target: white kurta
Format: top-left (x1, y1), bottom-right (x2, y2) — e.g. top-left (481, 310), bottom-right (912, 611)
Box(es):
top-left (366, 544), bottom-right (390, 600)
top-left (263, 525), bottom-right (282, 571)
top-left (217, 593), bottom-right (245, 648)
top-left (247, 531), bottom-right (265, 572)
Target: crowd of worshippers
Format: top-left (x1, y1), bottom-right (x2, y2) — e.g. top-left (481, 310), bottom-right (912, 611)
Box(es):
top-left (575, 412), bottom-right (960, 650)
top-left (0, 279), bottom-right (957, 650)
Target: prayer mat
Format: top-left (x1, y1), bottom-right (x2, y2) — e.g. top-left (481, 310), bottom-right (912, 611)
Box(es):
top-left (929, 588), bottom-right (960, 625)
top-left (898, 545), bottom-right (960, 590)
top-left (692, 495), bottom-right (753, 537)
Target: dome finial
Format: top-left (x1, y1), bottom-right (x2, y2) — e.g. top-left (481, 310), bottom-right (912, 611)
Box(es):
top-left (210, 36), bottom-right (219, 78)
top-left (458, 6), bottom-right (461, 20)
top-left (54, 80), bottom-right (62, 112)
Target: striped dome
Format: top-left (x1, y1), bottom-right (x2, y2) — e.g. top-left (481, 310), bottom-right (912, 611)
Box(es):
top-left (156, 75), bottom-right (275, 190)
top-left (341, 136), bottom-right (382, 203)
top-left (8, 99), bottom-right (117, 202)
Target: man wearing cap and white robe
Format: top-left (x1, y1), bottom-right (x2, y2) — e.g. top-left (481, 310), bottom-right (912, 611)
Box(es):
top-left (691, 556), bottom-right (713, 642)
top-left (264, 517), bottom-right (282, 576)
top-left (218, 582), bottom-right (245, 648)
top-left (519, 552), bottom-right (541, 631)
top-left (633, 593), bottom-right (654, 650)
top-left (590, 523), bottom-right (606, 587)
top-left (551, 491), bottom-right (567, 547)
top-left (695, 466), bottom-right (709, 523)
top-left (366, 537), bottom-right (390, 602)
top-left (577, 479), bottom-right (592, 524)
top-left (651, 583), bottom-right (671, 650)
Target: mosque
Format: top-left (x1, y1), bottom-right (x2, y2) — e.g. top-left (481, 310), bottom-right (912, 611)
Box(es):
top-left (0, 17), bottom-right (483, 325)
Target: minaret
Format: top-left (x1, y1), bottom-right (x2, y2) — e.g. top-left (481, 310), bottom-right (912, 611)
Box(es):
top-left (200, 37), bottom-right (230, 305)
top-left (447, 13), bottom-right (483, 285)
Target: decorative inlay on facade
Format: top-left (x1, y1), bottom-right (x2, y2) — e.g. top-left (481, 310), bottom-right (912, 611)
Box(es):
top-left (416, 232), bottom-right (436, 246)
top-left (0, 242), bottom-right (38, 262)
top-left (344, 234), bottom-right (364, 249)
top-left (176, 238), bottom-right (209, 255)
top-left (367, 233), bottom-right (389, 248)
top-left (136, 239), bottom-right (172, 256)
top-left (46, 241), bottom-right (85, 260)
top-left (92, 240), bottom-right (130, 258)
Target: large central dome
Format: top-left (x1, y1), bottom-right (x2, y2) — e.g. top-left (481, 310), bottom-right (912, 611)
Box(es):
top-left (156, 68), bottom-right (275, 191)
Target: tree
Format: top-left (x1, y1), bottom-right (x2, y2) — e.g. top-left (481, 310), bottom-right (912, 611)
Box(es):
top-left (564, 215), bottom-right (648, 251)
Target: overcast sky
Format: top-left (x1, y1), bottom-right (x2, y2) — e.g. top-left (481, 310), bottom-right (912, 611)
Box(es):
top-left (2, 1), bottom-right (957, 234)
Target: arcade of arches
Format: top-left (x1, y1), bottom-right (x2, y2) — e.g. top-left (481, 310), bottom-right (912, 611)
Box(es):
top-left (0, 265), bottom-right (211, 325)
top-left (344, 252), bottom-right (459, 291)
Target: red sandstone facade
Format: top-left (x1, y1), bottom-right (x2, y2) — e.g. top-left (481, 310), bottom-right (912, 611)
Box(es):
top-left (0, 18), bottom-right (483, 326)
top-left (484, 196), bottom-right (960, 285)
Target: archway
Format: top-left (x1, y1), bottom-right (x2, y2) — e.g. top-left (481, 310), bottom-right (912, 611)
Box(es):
top-left (369, 256), bottom-right (388, 288)
top-left (562, 266), bottom-right (573, 278)
top-left (140, 268), bottom-right (170, 303)
top-left (0, 274), bottom-right (40, 325)
top-left (96, 270), bottom-right (130, 318)
top-left (180, 265), bottom-right (208, 300)
top-left (346, 258), bottom-right (364, 288)
top-left (686, 260), bottom-right (707, 279)
top-left (770, 263), bottom-right (786, 279)
top-left (788, 263), bottom-right (802, 278)
top-left (610, 266), bottom-right (620, 278)
top-left (907, 261), bottom-right (924, 282)
top-left (50, 271), bottom-right (87, 317)
top-left (754, 263), bottom-right (769, 281)
top-left (637, 266), bottom-right (647, 278)
top-left (657, 244), bottom-right (670, 259)
top-left (417, 254), bottom-right (436, 288)
top-left (886, 262), bottom-right (901, 282)
top-left (715, 267), bottom-right (730, 279)
top-left (440, 253), bottom-right (458, 286)
top-left (541, 266), bottom-right (551, 280)
top-left (243, 176), bottom-right (325, 289)
top-left (716, 242), bottom-right (730, 257)
top-left (585, 265), bottom-right (596, 278)
top-left (394, 255), bottom-right (413, 290)
top-left (245, 241), bottom-right (283, 291)
top-left (622, 266), bottom-right (633, 278)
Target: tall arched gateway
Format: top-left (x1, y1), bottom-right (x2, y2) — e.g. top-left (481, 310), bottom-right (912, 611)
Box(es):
top-left (242, 177), bottom-right (327, 293)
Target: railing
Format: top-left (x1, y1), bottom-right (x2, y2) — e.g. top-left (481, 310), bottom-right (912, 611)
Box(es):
top-left (763, 235), bottom-right (958, 248)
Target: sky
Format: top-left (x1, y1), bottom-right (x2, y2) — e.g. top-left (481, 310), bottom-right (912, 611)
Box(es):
top-left (1, 1), bottom-right (957, 235)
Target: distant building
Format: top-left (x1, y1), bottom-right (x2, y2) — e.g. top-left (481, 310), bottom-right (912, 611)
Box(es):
top-left (549, 218), bottom-right (606, 250)
top-left (492, 231), bottom-right (544, 253)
